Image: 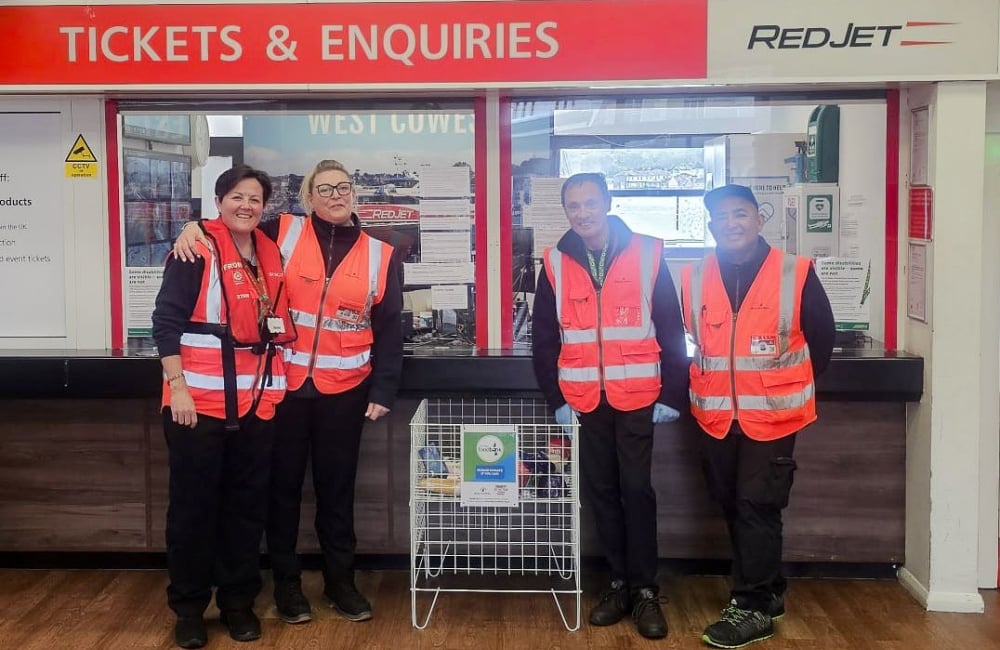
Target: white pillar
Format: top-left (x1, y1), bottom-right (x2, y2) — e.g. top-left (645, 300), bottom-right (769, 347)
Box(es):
top-left (484, 90), bottom-right (502, 349)
top-left (899, 82), bottom-right (989, 612)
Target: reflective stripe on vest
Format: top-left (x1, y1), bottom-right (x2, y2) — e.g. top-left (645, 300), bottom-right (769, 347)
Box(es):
top-left (178, 370), bottom-right (288, 392)
top-left (279, 214), bottom-right (305, 264)
top-left (284, 348), bottom-right (371, 370)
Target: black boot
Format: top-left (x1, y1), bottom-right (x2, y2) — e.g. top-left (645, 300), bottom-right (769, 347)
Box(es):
top-left (631, 587), bottom-right (668, 639)
top-left (274, 578), bottom-right (312, 624)
top-left (588, 579), bottom-right (630, 626)
top-left (173, 616), bottom-right (207, 649)
top-left (220, 609), bottom-right (262, 642)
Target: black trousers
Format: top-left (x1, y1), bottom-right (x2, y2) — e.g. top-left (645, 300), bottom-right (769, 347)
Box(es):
top-left (164, 410), bottom-right (275, 618)
top-left (266, 383), bottom-right (369, 592)
top-left (577, 400), bottom-right (658, 593)
top-left (697, 423), bottom-right (797, 612)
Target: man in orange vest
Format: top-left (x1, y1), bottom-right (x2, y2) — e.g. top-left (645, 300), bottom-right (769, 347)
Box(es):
top-left (681, 184), bottom-right (834, 648)
top-left (532, 172), bottom-right (690, 640)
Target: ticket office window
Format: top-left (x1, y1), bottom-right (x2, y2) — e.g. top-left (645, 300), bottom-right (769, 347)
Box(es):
top-left (511, 94), bottom-right (889, 347)
top-left (118, 102), bottom-right (478, 354)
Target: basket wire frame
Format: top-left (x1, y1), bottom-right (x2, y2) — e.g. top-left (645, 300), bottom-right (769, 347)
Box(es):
top-left (409, 398), bottom-right (581, 630)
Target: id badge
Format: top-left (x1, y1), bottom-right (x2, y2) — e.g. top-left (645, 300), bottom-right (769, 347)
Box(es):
top-left (266, 317), bottom-right (286, 334)
top-left (750, 335), bottom-right (777, 356)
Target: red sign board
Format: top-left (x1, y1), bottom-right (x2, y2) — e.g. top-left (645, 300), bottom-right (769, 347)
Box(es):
top-left (356, 204), bottom-right (420, 224)
top-left (0, 1), bottom-right (707, 88)
top-left (909, 186), bottom-right (933, 240)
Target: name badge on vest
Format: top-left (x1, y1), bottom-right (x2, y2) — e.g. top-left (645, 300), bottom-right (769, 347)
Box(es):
top-left (613, 305), bottom-right (641, 327)
top-left (336, 305), bottom-right (363, 324)
top-left (750, 335), bottom-right (777, 356)
top-left (266, 317), bottom-right (285, 334)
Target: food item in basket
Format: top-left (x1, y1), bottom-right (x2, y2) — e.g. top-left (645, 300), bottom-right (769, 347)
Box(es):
top-left (518, 459), bottom-right (531, 487)
top-left (547, 435), bottom-right (570, 473)
top-left (418, 443), bottom-right (449, 477)
top-left (418, 476), bottom-right (461, 495)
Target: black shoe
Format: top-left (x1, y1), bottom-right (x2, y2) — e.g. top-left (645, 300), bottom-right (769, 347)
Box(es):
top-left (702, 600), bottom-right (774, 648)
top-left (173, 616), bottom-right (207, 649)
top-left (631, 587), bottom-right (668, 639)
top-left (325, 580), bottom-right (372, 622)
top-left (588, 579), bottom-right (630, 626)
top-left (220, 609), bottom-right (262, 642)
top-left (274, 579), bottom-right (312, 624)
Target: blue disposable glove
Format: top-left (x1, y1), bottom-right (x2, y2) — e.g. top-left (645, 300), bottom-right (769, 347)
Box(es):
top-left (652, 402), bottom-right (680, 424)
top-left (554, 403), bottom-right (577, 436)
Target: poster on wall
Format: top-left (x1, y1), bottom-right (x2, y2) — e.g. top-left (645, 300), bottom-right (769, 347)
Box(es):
top-left (815, 257), bottom-right (871, 331)
top-left (122, 149), bottom-right (191, 345)
top-left (243, 111), bottom-right (477, 347)
top-left (0, 113), bottom-right (66, 337)
top-left (907, 242), bottom-right (929, 323)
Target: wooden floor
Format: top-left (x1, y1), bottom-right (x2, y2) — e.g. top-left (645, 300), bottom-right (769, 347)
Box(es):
top-left (0, 570), bottom-right (997, 649)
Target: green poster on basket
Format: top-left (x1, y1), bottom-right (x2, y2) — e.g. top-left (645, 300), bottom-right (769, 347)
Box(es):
top-left (460, 424), bottom-right (518, 508)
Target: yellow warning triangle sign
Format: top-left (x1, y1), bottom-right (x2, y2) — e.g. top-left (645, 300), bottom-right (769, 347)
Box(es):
top-left (65, 134), bottom-right (98, 163)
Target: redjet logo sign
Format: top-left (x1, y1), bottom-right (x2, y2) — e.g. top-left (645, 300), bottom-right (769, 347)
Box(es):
top-left (747, 21), bottom-right (955, 49)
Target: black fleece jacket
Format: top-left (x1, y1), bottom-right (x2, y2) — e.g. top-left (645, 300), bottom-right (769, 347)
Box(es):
top-left (531, 215), bottom-right (690, 413)
top-left (710, 236), bottom-right (835, 377)
top-left (154, 214), bottom-right (403, 408)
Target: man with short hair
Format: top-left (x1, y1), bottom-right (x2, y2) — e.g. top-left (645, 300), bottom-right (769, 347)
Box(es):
top-left (682, 184), bottom-right (834, 648)
top-left (532, 172), bottom-right (690, 640)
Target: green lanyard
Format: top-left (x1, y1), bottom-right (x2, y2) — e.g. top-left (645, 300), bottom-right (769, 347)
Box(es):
top-left (586, 240), bottom-right (609, 286)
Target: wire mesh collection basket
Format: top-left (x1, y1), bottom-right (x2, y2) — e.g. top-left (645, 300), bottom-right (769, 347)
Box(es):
top-left (409, 397), bottom-right (581, 630)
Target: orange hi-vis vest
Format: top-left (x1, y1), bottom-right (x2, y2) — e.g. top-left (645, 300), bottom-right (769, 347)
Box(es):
top-left (543, 233), bottom-right (663, 413)
top-left (161, 218), bottom-right (294, 423)
top-left (277, 213), bottom-right (393, 394)
top-left (681, 248), bottom-right (816, 441)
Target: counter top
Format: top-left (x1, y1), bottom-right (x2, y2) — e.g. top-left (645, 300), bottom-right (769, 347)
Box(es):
top-left (0, 345), bottom-right (923, 401)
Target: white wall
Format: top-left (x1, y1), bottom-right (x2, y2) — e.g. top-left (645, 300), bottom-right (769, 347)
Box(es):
top-left (899, 82), bottom-right (994, 611)
top-left (980, 81), bottom-right (1000, 588)
top-left (0, 96), bottom-right (110, 349)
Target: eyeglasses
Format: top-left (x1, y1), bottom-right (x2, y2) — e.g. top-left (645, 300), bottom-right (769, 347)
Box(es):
top-left (314, 181), bottom-right (353, 197)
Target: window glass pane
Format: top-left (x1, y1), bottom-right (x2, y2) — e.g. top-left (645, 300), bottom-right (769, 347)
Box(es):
top-left (511, 94), bottom-right (888, 348)
top-left (119, 104), bottom-right (478, 353)
top-left (561, 148), bottom-right (705, 190)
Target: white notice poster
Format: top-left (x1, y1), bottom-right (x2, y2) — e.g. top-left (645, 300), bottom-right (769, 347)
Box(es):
top-left (814, 257), bottom-right (871, 331)
top-left (907, 242), bottom-right (929, 322)
top-left (127, 267), bottom-right (165, 337)
top-left (0, 113), bottom-right (66, 336)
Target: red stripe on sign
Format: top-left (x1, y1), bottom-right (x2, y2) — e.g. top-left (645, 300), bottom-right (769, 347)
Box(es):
top-left (900, 40), bottom-right (952, 46)
top-left (905, 21), bottom-right (957, 27)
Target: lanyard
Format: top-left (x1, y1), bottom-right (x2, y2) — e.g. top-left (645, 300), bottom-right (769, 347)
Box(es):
top-left (586, 240), bottom-right (609, 286)
top-left (240, 253), bottom-right (271, 322)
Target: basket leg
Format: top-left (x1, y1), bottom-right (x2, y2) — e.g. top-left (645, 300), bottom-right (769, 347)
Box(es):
top-left (411, 585), bottom-right (443, 630)
top-left (550, 588), bottom-right (582, 632)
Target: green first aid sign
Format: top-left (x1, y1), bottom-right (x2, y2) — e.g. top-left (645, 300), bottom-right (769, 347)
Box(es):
top-left (806, 194), bottom-right (834, 233)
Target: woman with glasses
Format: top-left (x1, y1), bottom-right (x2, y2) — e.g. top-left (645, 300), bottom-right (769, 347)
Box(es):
top-left (173, 159), bottom-right (403, 627)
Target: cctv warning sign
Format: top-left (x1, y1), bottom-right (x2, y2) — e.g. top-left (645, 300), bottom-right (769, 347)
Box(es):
top-left (64, 134), bottom-right (98, 178)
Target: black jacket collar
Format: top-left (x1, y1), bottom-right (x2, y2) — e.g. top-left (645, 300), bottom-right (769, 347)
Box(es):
top-left (310, 212), bottom-right (361, 241)
top-left (556, 214), bottom-right (634, 269)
